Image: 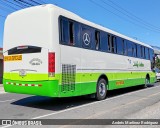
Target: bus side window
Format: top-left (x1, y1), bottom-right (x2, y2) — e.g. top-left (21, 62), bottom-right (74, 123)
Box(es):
top-left (148, 48), bottom-right (150, 60)
top-left (112, 36), bottom-right (117, 53)
top-left (111, 36), bottom-right (115, 53)
top-left (81, 25), bottom-right (92, 49)
top-left (108, 35), bottom-right (116, 53)
top-left (140, 46), bottom-right (143, 58)
top-left (143, 46), bottom-right (145, 59)
top-left (132, 43), bottom-right (137, 57)
top-left (100, 32), bottom-right (108, 52)
top-left (122, 39), bottom-right (127, 56)
top-left (145, 47), bottom-right (149, 60)
top-left (137, 45), bottom-right (141, 58)
top-left (108, 34), bottom-right (111, 52)
top-left (149, 49), bottom-right (154, 69)
top-left (117, 37), bottom-right (123, 55)
top-left (74, 22), bottom-right (80, 47)
top-left (127, 41), bottom-right (133, 57)
top-left (95, 30), bottom-right (100, 50)
top-left (60, 18), bottom-right (69, 44)
top-left (69, 21), bottom-right (74, 45)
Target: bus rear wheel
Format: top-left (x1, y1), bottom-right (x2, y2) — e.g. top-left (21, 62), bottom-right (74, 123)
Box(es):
top-left (96, 78), bottom-right (107, 100)
top-left (144, 77), bottom-right (150, 88)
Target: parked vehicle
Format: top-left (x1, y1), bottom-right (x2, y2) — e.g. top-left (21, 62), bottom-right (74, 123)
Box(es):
top-left (155, 68), bottom-right (160, 81)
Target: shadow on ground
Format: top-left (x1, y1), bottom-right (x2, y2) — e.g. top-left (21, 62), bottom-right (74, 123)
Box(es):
top-left (11, 84), bottom-right (155, 111)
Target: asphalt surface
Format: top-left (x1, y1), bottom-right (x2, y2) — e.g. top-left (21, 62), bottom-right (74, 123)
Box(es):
top-left (0, 82), bottom-right (160, 128)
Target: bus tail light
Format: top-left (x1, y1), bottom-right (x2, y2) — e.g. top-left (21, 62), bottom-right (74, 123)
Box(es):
top-left (48, 52), bottom-right (55, 77)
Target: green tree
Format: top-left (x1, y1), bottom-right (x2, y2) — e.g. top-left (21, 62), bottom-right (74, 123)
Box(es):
top-left (155, 56), bottom-right (160, 69)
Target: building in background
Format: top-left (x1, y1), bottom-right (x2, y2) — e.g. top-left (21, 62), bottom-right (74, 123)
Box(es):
top-left (0, 48), bottom-right (3, 84)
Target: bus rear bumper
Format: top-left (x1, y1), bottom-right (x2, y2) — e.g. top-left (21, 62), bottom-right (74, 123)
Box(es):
top-left (3, 79), bottom-right (59, 97)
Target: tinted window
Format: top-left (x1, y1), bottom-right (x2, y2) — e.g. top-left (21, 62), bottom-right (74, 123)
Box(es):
top-left (149, 49), bottom-right (154, 61)
top-left (141, 46), bottom-right (145, 58)
top-left (145, 47), bottom-right (149, 59)
top-left (132, 43), bottom-right (137, 57)
top-left (140, 46), bottom-right (144, 58)
top-left (8, 46), bottom-right (41, 55)
top-left (108, 35), bottom-right (117, 53)
top-left (82, 25), bottom-right (92, 49)
top-left (60, 18), bottom-right (69, 44)
top-left (123, 40), bottom-right (127, 55)
top-left (108, 34), bottom-right (111, 52)
top-left (117, 37), bottom-right (123, 55)
top-left (143, 46), bottom-right (145, 58)
top-left (69, 21), bottom-right (74, 45)
top-left (137, 45), bottom-right (141, 58)
top-left (148, 48), bottom-right (150, 60)
top-left (149, 49), bottom-right (154, 69)
top-left (111, 36), bottom-right (117, 53)
top-left (95, 30), bottom-right (100, 50)
top-left (127, 41), bottom-right (133, 57)
top-left (74, 22), bottom-right (80, 47)
top-left (100, 32), bottom-right (108, 52)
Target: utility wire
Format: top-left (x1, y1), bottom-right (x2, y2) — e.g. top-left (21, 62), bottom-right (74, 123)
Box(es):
top-left (4, 0), bottom-right (25, 9)
top-left (0, 0), bottom-right (18, 10)
top-left (106, 0), bottom-right (160, 31)
top-left (0, 5), bottom-right (13, 12)
top-left (89, 0), bottom-right (160, 33)
top-left (38, 0), bottom-right (46, 4)
top-left (14, 0), bottom-right (30, 7)
top-left (29, 0), bottom-right (43, 5)
top-left (18, 0), bottom-right (35, 6)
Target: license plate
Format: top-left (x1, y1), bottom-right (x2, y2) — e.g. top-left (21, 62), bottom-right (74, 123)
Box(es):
top-left (4, 55), bottom-right (22, 62)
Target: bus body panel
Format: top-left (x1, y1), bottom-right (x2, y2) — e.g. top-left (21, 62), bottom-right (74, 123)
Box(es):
top-left (60, 45), bottom-right (155, 95)
top-left (3, 47), bottom-right (49, 81)
top-left (3, 6), bottom-right (51, 51)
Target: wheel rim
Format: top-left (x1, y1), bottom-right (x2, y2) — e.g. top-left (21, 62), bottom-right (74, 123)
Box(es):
top-left (145, 78), bottom-right (149, 85)
top-left (99, 82), bottom-right (106, 97)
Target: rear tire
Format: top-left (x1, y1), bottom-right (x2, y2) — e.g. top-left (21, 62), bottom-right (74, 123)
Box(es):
top-left (96, 78), bottom-right (107, 100)
top-left (144, 77), bottom-right (150, 88)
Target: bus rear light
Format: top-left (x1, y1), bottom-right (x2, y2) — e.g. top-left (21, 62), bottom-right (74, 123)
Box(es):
top-left (17, 46), bottom-right (28, 49)
top-left (48, 52), bottom-right (55, 77)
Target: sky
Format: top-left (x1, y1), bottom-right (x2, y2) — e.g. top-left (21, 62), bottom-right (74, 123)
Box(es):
top-left (0, 0), bottom-right (160, 48)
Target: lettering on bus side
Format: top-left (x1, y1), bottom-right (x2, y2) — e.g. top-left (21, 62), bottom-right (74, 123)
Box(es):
top-left (116, 81), bottom-right (124, 85)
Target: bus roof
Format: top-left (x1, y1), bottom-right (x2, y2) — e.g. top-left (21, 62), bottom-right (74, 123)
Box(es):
top-left (47, 4), bottom-right (152, 49)
top-left (7, 4), bottom-right (152, 49)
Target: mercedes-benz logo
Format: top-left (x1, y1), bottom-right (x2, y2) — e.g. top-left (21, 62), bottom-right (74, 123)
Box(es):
top-left (19, 69), bottom-right (26, 77)
top-left (83, 33), bottom-right (90, 46)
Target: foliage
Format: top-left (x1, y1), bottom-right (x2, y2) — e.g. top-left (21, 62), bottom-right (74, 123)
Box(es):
top-left (155, 56), bottom-right (160, 69)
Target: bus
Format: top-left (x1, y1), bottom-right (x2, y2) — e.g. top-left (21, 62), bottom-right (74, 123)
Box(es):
top-left (3, 4), bottom-right (155, 100)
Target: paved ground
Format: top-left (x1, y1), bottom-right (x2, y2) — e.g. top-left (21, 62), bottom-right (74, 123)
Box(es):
top-left (0, 83), bottom-right (160, 128)
top-left (0, 84), bottom-right (5, 94)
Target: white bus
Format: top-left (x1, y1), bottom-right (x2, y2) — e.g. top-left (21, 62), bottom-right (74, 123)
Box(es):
top-left (3, 4), bottom-right (155, 100)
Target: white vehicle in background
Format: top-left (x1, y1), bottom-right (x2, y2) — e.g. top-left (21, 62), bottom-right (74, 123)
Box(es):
top-left (154, 68), bottom-right (160, 81)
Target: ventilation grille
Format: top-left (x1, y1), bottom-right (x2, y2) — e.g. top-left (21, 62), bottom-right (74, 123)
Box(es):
top-left (62, 64), bottom-right (76, 92)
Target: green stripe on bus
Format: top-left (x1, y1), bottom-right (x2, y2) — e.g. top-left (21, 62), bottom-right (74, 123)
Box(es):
top-left (3, 72), bottom-right (155, 83)
top-left (3, 76), bottom-right (155, 97)
top-left (3, 73), bottom-right (59, 81)
top-left (3, 79), bottom-right (59, 97)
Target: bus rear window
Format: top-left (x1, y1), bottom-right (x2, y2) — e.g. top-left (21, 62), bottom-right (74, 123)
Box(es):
top-left (8, 46), bottom-right (41, 55)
